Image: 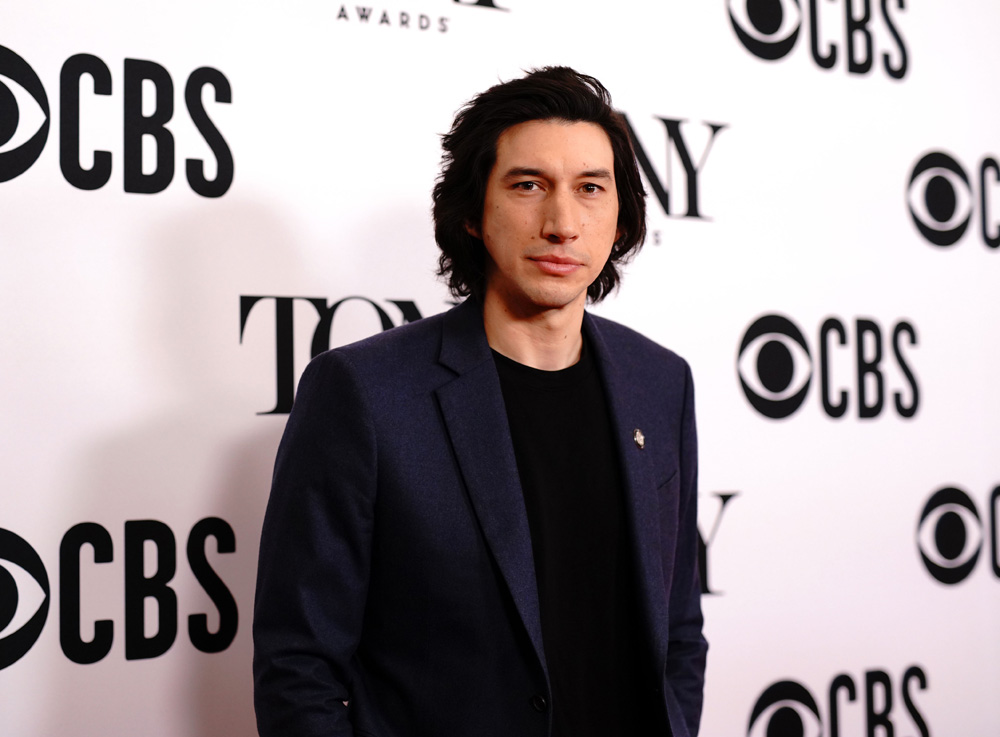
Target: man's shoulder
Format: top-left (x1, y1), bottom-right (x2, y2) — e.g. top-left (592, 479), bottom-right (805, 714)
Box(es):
top-left (586, 311), bottom-right (689, 373)
top-left (309, 307), bottom-right (448, 374)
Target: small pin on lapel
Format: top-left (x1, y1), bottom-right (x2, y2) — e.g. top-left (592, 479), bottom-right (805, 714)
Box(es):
top-left (633, 428), bottom-right (645, 450)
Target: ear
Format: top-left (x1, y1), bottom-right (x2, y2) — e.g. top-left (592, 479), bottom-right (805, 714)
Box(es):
top-left (465, 221), bottom-right (482, 239)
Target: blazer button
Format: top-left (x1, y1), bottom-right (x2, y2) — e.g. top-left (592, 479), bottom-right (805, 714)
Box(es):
top-left (530, 694), bottom-right (548, 712)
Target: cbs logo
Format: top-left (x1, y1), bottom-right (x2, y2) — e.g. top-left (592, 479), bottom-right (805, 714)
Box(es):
top-left (0, 45), bottom-right (49, 183)
top-left (0, 529), bottom-right (50, 670)
top-left (0, 519), bottom-right (236, 670)
top-left (907, 151), bottom-right (999, 249)
top-left (748, 668), bottom-right (929, 737)
top-left (917, 485), bottom-right (999, 585)
top-left (726, 0), bottom-right (908, 78)
top-left (0, 43), bottom-right (231, 196)
top-left (737, 313), bottom-right (918, 420)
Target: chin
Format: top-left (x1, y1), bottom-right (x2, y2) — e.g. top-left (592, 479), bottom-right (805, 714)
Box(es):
top-left (522, 284), bottom-right (588, 312)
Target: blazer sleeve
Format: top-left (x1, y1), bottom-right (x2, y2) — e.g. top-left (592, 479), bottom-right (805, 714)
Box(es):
top-left (253, 350), bottom-right (375, 737)
top-left (664, 360), bottom-right (709, 736)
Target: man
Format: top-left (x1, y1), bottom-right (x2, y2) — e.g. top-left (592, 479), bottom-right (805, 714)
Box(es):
top-left (253, 67), bottom-right (707, 737)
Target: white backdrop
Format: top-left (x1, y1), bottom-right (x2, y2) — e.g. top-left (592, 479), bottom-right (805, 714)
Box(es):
top-left (1, 1), bottom-right (998, 735)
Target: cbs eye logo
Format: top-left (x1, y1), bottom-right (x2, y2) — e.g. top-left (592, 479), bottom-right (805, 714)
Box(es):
top-left (737, 313), bottom-right (919, 421)
top-left (726, 0), bottom-right (908, 77)
top-left (737, 314), bottom-right (812, 419)
top-left (0, 45), bottom-right (50, 183)
top-left (907, 151), bottom-right (1000, 249)
top-left (0, 43), bottom-right (232, 195)
top-left (747, 668), bottom-right (930, 737)
top-left (747, 680), bottom-right (821, 737)
top-left (727, 0), bottom-right (801, 61)
top-left (0, 528), bottom-right (50, 669)
top-left (917, 485), bottom-right (1000, 585)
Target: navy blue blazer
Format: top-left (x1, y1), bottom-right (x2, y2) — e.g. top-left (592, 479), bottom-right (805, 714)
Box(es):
top-left (253, 298), bottom-right (707, 737)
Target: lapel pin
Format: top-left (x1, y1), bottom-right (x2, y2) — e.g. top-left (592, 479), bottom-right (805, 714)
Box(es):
top-left (633, 428), bottom-right (645, 450)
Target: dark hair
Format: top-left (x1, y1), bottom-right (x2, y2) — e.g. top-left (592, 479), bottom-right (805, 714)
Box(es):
top-left (432, 66), bottom-right (647, 303)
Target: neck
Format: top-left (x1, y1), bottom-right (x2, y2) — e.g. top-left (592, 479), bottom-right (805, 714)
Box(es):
top-left (482, 291), bottom-right (586, 371)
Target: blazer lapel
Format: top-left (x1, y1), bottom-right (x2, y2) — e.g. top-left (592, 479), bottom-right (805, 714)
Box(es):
top-left (434, 300), bottom-right (547, 674)
top-left (584, 314), bottom-right (671, 675)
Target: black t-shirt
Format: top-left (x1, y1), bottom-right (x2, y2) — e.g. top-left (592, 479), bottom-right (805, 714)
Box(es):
top-left (493, 340), bottom-right (657, 737)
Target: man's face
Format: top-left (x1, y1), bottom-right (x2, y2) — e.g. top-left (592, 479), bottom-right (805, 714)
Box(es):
top-left (472, 119), bottom-right (620, 317)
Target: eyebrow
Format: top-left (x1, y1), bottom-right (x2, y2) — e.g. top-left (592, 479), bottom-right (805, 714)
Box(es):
top-left (501, 166), bottom-right (613, 180)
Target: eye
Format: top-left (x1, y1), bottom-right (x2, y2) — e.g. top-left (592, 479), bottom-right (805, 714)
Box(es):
top-left (907, 152), bottom-right (973, 247)
top-left (0, 528), bottom-right (51, 669)
top-left (748, 681), bottom-right (822, 737)
top-left (513, 181), bottom-right (540, 191)
top-left (917, 487), bottom-right (982, 585)
top-left (738, 314), bottom-right (813, 419)
top-left (728, 0), bottom-right (802, 60)
top-left (0, 559), bottom-right (47, 639)
top-left (0, 45), bottom-right (51, 183)
top-left (0, 73), bottom-right (48, 155)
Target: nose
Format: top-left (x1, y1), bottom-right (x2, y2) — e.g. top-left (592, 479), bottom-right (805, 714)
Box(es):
top-left (541, 189), bottom-right (580, 244)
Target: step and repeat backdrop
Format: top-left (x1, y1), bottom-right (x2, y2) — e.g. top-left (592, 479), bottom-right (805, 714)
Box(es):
top-left (1, 1), bottom-right (997, 735)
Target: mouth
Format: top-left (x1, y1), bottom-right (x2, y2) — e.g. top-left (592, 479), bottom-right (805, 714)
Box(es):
top-left (528, 254), bottom-right (584, 275)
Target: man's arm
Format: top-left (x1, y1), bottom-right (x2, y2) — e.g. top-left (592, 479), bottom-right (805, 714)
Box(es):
top-left (253, 351), bottom-right (375, 737)
top-left (664, 361), bottom-right (709, 736)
